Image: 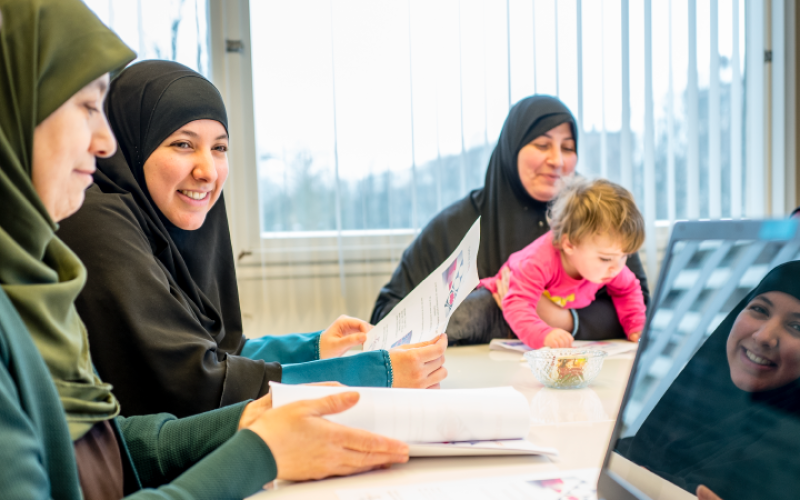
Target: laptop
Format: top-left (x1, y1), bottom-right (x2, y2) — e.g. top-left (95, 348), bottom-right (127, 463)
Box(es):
top-left (597, 218), bottom-right (800, 500)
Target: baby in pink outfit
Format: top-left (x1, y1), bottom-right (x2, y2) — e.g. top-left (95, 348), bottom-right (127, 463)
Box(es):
top-left (481, 177), bottom-right (646, 349)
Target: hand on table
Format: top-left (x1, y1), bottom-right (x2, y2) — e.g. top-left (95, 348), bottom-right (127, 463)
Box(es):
top-left (238, 382), bottom-right (347, 430)
top-left (238, 392), bottom-right (272, 430)
top-left (696, 485), bottom-right (723, 500)
top-left (543, 328), bottom-right (574, 348)
top-left (491, 267), bottom-right (511, 309)
top-left (389, 333), bottom-right (448, 389)
top-left (247, 391), bottom-right (409, 481)
top-left (628, 331), bottom-right (641, 342)
top-left (319, 315), bottom-right (372, 359)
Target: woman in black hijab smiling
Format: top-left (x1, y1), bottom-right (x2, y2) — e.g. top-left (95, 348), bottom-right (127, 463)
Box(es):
top-left (58, 60), bottom-right (447, 418)
top-left (616, 260), bottom-right (800, 500)
top-left (371, 95), bottom-right (649, 344)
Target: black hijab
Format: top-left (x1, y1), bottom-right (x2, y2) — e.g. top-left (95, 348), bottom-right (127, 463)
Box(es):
top-left (97, 59), bottom-right (240, 348)
top-left (471, 95), bottom-right (577, 277)
top-left (58, 60), bottom-right (280, 417)
top-left (616, 260), bottom-right (800, 499)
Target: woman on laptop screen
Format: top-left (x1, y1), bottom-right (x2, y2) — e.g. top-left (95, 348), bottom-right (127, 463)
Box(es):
top-left (616, 260), bottom-right (800, 500)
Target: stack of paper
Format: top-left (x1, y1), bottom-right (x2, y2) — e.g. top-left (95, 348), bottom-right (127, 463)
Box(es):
top-left (270, 382), bottom-right (557, 458)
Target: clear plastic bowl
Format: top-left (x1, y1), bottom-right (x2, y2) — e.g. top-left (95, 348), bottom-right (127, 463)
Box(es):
top-left (523, 348), bottom-right (608, 389)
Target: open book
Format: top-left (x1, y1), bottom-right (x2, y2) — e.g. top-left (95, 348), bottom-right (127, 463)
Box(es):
top-left (270, 383), bottom-right (557, 458)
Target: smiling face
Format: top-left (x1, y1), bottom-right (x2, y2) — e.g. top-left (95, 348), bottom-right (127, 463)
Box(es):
top-left (560, 233), bottom-right (628, 284)
top-left (143, 119), bottom-right (229, 230)
top-left (726, 291), bottom-right (800, 393)
top-left (31, 74), bottom-right (115, 222)
top-left (516, 122), bottom-right (578, 202)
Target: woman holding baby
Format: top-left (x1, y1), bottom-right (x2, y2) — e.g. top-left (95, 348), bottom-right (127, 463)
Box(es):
top-left (371, 95), bottom-right (650, 348)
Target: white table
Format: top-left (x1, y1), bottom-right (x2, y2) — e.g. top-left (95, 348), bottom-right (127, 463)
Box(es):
top-left (250, 343), bottom-right (636, 499)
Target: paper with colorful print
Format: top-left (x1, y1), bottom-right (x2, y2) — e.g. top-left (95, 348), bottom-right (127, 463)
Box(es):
top-left (490, 338), bottom-right (638, 358)
top-left (336, 469), bottom-right (599, 500)
top-left (364, 218), bottom-right (480, 351)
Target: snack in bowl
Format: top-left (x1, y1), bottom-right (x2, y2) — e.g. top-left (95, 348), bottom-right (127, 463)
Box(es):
top-left (524, 348), bottom-right (608, 389)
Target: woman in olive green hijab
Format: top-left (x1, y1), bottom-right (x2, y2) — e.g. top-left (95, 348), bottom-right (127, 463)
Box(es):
top-left (0, 0), bottom-right (407, 498)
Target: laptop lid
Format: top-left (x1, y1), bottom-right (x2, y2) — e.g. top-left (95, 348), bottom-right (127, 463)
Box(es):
top-left (597, 219), bottom-right (800, 500)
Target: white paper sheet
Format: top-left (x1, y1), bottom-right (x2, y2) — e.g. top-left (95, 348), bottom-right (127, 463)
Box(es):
top-left (407, 439), bottom-right (558, 457)
top-left (365, 218), bottom-right (481, 351)
top-left (335, 469), bottom-right (600, 500)
top-left (269, 382), bottom-right (530, 443)
top-left (490, 339), bottom-right (638, 358)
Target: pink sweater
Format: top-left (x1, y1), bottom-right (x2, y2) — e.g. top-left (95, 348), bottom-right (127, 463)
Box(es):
top-left (480, 231), bottom-right (646, 349)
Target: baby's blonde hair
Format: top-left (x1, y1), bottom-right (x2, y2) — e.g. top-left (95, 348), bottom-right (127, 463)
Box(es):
top-left (548, 176), bottom-right (645, 254)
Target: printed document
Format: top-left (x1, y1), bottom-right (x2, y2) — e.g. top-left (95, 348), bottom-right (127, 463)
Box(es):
top-left (365, 218), bottom-right (481, 351)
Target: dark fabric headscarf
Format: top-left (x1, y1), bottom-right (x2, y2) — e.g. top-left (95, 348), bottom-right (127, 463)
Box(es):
top-left (471, 95), bottom-right (577, 276)
top-left (372, 95), bottom-right (654, 330)
top-left (96, 60), bottom-right (238, 340)
top-left (0, 0), bottom-right (135, 440)
top-left (58, 60), bottom-right (281, 417)
top-left (616, 260), bottom-right (800, 500)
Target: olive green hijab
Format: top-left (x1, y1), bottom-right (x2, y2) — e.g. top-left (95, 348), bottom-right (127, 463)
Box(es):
top-left (0, 0), bottom-right (135, 440)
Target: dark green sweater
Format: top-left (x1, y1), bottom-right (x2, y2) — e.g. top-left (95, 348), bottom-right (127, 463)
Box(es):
top-left (0, 288), bottom-right (277, 499)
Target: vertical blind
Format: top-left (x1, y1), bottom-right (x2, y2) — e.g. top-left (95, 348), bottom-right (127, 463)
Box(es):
top-left (248, 0), bottom-right (755, 282)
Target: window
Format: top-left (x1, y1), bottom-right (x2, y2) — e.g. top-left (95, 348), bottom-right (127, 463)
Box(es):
top-left (247, 0), bottom-right (751, 235)
top-left (84, 0), bottom-right (209, 76)
top-left (83, 0), bottom-right (796, 332)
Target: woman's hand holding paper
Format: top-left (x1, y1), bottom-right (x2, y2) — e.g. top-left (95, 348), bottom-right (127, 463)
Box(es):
top-left (389, 334), bottom-right (448, 389)
top-left (319, 315), bottom-right (372, 359)
top-left (238, 382), bottom-right (346, 430)
top-left (247, 392), bottom-right (409, 480)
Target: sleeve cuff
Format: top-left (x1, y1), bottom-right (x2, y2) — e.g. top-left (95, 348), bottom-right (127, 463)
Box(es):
top-left (167, 429), bottom-right (278, 498)
top-left (282, 350), bottom-right (392, 387)
top-left (384, 350), bottom-right (393, 387)
top-left (570, 309), bottom-right (579, 337)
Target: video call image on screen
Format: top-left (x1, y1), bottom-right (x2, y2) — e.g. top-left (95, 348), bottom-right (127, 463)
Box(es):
top-left (613, 238), bottom-right (800, 500)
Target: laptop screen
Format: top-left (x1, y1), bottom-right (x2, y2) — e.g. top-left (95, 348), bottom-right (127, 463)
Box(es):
top-left (607, 221), bottom-right (800, 500)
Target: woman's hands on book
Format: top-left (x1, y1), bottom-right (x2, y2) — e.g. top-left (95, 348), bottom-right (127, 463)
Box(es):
top-left (238, 392), bottom-right (273, 430)
top-left (319, 315), bottom-right (373, 359)
top-left (246, 391), bottom-right (409, 480)
top-left (390, 333), bottom-right (448, 389)
top-left (238, 382), bottom-right (345, 430)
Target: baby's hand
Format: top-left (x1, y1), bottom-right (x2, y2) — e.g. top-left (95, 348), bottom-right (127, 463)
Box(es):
top-left (628, 331), bottom-right (641, 342)
top-left (543, 329), bottom-right (574, 348)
